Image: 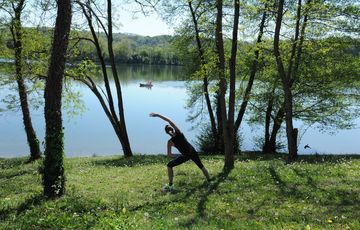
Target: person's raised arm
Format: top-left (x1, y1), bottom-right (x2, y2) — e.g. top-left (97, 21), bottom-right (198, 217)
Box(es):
top-left (149, 112), bottom-right (180, 132)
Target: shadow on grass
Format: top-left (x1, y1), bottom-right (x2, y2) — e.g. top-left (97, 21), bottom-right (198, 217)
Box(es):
top-left (0, 170), bottom-right (30, 180)
top-left (92, 155), bottom-right (169, 168)
top-left (292, 168), bottom-right (360, 208)
top-left (180, 168), bottom-right (232, 228)
top-left (0, 193), bottom-right (44, 221)
top-left (0, 191), bottom-right (112, 229)
top-left (0, 158), bottom-right (29, 170)
top-left (234, 152), bottom-right (360, 164)
top-left (292, 168), bottom-right (324, 191)
top-left (127, 168), bottom-right (232, 228)
top-left (235, 152), bottom-right (287, 162)
top-left (268, 165), bottom-right (304, 199)
top-left (93, 154), bottom-right (227, 168)
top-left (270, 165), bottom-right (360, 220)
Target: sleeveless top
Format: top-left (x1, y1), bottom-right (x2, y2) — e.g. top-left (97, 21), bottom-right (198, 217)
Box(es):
top-left (170, 131), bottom-right (196, 155)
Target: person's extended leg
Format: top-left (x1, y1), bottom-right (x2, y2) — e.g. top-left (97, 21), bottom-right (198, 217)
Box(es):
top-left (166, 155), bottom-right (190, 186)
top-left (167, 166), bottom-right (174, 186)
top-left (201, 167), bottom-right (210, 181)
top-left (190, 153), bottom-right (210, 181)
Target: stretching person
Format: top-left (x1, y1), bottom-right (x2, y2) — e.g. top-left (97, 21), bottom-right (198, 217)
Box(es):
top-left (149, 112), bottom-right (210, 192)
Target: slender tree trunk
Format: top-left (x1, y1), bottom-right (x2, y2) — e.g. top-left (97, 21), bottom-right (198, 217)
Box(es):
top-left (287, 0), bottom-right (302, 80)
top-left (78, 1), bottom-right (132, 157)
top-left (235, 1), bottom-right (268, 132)
top-left (263, 104), bottom-right (284, 153)
top-left (273, 0), bottom-right (298, 161)
top-left (215, 0), bottom-right (233, 171)
top-left (81, 77), bottom-right (127, 146)
top-left (80, 1), bottom-right (116, 119)
top-left (16, 79), bottom-right (41, 161)
top-left (269, 106), bottom-right (284, 153)
top-left (11, 0), bottom-right (41, 161)
top-left (262, 91), bottom-right (274, 153)
top-left (266, 0), bottom-right (310, 156)
top-left (292, 0), bottom-right (311, 84)
top-left (106, 0), bottom-right (132, 157)
top-left (43, 0), bottom-right (72, 198)
top-left (188, 1), bottom-right (218, 151)
top-left (225, 0), bottom-right (240, 167)
top-left (216, 92), bottom-right (224, 152)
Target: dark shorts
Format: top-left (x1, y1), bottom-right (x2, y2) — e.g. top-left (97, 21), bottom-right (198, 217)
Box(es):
top-left (167, 153), bottom-right (204, 169)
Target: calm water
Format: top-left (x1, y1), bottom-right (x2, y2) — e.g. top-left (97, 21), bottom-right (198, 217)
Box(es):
top-left (0, 64), bottom-right (359, 157)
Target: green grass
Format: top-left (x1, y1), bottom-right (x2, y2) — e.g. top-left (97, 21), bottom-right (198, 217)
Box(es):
top-left (1, 154), bottom-right (359, 229)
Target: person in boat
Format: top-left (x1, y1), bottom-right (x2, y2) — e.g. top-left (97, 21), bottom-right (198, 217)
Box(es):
top-left (149, 112), bottom-right (210, 192)
top-left (140, 80), bottom-right (153, 87)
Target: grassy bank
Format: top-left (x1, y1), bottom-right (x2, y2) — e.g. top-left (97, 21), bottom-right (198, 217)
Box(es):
top-left (1, 154), bottom-right (359, 229)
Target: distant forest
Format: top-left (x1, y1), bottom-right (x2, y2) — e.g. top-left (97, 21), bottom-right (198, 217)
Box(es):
top-left (78, 32), bottom-right (181, 65)
top-left (0, 28), bottom-right (181, 65)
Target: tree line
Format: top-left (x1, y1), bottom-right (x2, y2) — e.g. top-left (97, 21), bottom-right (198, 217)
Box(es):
top-left (73, 32), bottom-right (181, 65)
top-left (1, 28), bottom-right (181, 65)
top-left (0, 0), bottom-right (359, 198)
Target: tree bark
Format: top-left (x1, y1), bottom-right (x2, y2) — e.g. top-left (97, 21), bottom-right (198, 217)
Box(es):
top-left (235, 1), bottom-right (268, 132)
top-left (106, 0), bottom-right (132, 157)
top-left (225, 0), bottom-right (241, 168)
top-left (214, 0), bottom-right (241, 170)
top-left (292, 0), bottom-right (311, 84)
top-left (43, 0), bottom-right (72, 198)
top-left (78, 0), bottom-right (133, 157)
top-left (216, 91), bottom-right (224, 152)
top-left (264, 0), bottom-right (311, 155)
top-left (287, 0), bottom-right (302, 80)
top-left (11, 0), bottom-right (41, 161)
top-left (273, 0), bottom-right (298, 161)
top-left (188, 0), bottom-right (219, 152)
top-left (263, 105), bottom-right (284, 153)
top-left (262, 90), bottom-right (274, 153)
top-left (215, 0), bottom-right (233, 171)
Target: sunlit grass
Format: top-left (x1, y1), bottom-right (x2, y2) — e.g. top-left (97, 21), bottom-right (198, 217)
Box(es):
top-left (1, 154), bottom-right (359, 229)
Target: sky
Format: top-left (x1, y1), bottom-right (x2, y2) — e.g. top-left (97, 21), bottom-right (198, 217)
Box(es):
top-left (116, 3), bottom-right (174, 36)
top-left (19, 0), bottom-right (175, 37)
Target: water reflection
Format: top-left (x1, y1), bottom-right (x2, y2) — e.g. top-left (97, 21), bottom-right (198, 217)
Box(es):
top-left (0, 64), bottom-right (359, 157)
top-left (103, 64), bottom-right (186, 84)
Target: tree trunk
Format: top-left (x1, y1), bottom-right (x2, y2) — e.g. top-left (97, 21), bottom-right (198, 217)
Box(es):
top-left (292, 0), bottom-right (312, 84)
top-left (273, 0), bottom-right (298, 160)
top-left (106, 0), bottom-right (132, 157)
top-left (216, 91), bottom-right (224, 152)
top-left (16, 78), bottom-right (41, 161)
top-left (78, 1), bottom-right (133, 157)
top-left (235, 1), bottom-right (268, 132)
top-left (269, 0), bottom-right (310, 158)
top-left (188, 1), bottom-right (218, 151)
top-left (287, 0), bottom-right (302, 80)
top-left (225, 0), bottom-right (240, 167)
top-left (263, 105), bottom-right (284, 153)
top-left (80, 77), bottom-right (125, 145)
top-left (262, 92), bottom-right (274, 153)
top-left (43, 0), bottom-right (72, 198)
top-left (11, 0), bottom-right (41, 161)
top-left (215, 0), bottom-right (233, 171)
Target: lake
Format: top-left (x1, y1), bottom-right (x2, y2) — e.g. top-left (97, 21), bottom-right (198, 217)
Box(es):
top-left (0, 64), bottom-right (359, 157)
